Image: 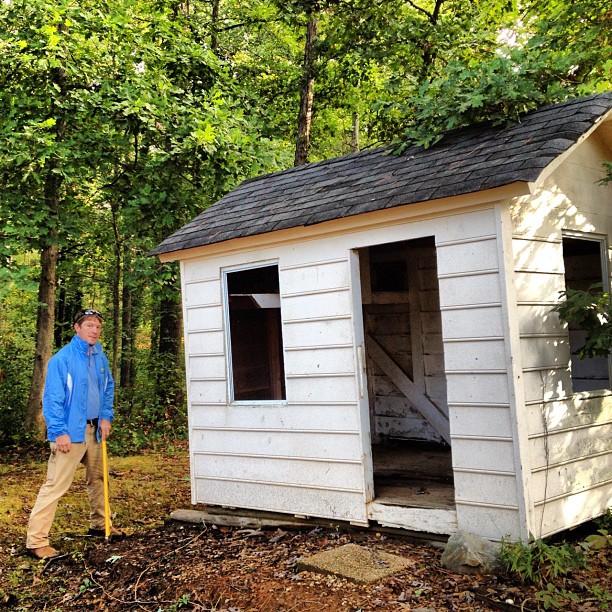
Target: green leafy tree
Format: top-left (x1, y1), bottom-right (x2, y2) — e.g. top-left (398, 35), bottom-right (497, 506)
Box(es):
top-left (2, 0), bottom-right (611, 449)
top-left (552, 165), bottom-right (612, 360)
top-left (387, 0), bottom-right (612, 148)
top-left (0, 0), bottom-right (285, 439)
top-left (553, 285), bottom-right (612, 359)
top-left (0, 0), bottom-right (110, 432)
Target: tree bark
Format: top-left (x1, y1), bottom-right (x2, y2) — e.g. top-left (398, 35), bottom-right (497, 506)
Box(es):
top-left (351, 111), bottom-right (360, 152)
top-left (120, 248), bottom-right (134, 391)
top-left (25, 242), bottom-right (59, 434)
top-left (54, 275), bottom-right (66, 349)
top-left (211, 0), bottom-right (220, 51)
top-left (156, 290), bottom-right (184, 417)
top-left (158, 296), bottom-right (182, 357)
top-left (294, 11), bottom-right (319, 167)
top-left (24, 61), bottom-right (67, 437)
top-left (110, 204), bottom-right (121, 381)
top-left (419, 0), bottom-right (445, 81)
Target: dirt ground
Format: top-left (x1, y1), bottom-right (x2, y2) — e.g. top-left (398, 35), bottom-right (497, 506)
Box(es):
top-left (4, 519), bottom-right (610, 611)
top-left (1, 445), bottom-right (609, 611)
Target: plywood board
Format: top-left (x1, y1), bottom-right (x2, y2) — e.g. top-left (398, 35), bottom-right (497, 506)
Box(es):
top-left (367, 334), bottom-right (450, 442)
top-left (184, 279), bottom-right (222, 306)
top-left (368, 502), bottom-right (457, 534)
top-left (281, 259), bottom-right (350, 294)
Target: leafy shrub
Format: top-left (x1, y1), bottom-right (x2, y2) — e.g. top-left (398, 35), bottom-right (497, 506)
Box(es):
top-left (583, 529), bottom-right (612, 551)
top-left (0, 337), bottom-right (32, 445)
top-left (499, 537), bottom-right (588, 588)
top-left (595, 508), bottom-right (612, 531)
top-left (107, 348), bottom-right (187, 456)
top-left (582, 511), bottom-right (612, 550)
top-left (500, 538), bottom-right (590, 609)
top-left (0, 287), bottom-right (37, 447)
top-left (536, 583), bottom-right (579, 609)
top-left (552, 284), bottom-right (612, 358)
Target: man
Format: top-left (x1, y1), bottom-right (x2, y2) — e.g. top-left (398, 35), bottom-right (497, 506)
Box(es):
top-left (26, 308), bottom-right (123, 559)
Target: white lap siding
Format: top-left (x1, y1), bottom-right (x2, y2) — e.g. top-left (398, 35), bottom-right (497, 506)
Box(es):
top-left (181, 255), bottom-right (369, 524)
top-left (513, 228), bottom-right (612, 538)
top-left (437, 208), bottom-right (527, 541)
top-left (510, 133), bottom-right (612, 538)
top-left (179, 206), bottom-right (534, 539)
top-left (527, 396), bottom-right (612, 536)
top-left (178, 187), bottom-right (610, 539)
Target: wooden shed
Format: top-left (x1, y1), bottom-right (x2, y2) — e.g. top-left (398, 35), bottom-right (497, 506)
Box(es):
top-left (152, 93), bottom-right (612, 542)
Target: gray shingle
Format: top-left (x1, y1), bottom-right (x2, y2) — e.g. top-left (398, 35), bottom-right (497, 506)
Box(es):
top-left (151, 93), bottom-right (612, 257)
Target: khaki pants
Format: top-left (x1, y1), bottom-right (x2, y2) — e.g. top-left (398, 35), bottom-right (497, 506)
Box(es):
top-left (26, 423), bottom-right (111, 549)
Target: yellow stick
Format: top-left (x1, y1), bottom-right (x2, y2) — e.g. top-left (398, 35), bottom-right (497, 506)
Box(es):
top-left (101, 438), bottom-right (111, 540)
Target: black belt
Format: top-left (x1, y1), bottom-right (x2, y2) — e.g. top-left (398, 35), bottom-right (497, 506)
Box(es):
top-left (87, 418), bottom-right (99, 428)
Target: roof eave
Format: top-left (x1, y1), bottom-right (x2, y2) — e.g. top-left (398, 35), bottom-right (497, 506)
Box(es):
top-left (528, 108), bottom-right (612, 190)
top-left (154, 181), bottom-right (531, 263)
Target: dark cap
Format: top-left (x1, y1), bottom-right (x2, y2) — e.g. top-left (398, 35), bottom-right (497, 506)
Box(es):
top-left (74, 309), bottom-right (104, 325)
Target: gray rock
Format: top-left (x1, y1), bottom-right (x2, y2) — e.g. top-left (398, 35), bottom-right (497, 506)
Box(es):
top-left (440, 530), bottom-right (501, 575)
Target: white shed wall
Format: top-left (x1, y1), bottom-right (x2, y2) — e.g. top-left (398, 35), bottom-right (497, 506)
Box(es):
top-left (510, 129), bottom-right (612, 538)
top-left (179, 202), bottom-right (531, 540)
top-left (182, 247), bottom-right (370, 523)
top-left (436, 212), bottom-right (527, 541)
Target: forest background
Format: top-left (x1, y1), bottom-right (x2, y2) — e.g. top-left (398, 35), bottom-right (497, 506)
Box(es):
top-left (1, 0), bottom-right (611, 454)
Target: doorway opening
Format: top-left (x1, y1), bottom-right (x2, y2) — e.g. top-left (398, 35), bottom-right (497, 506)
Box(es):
top-left (359, 237), bottom-right (455, 516)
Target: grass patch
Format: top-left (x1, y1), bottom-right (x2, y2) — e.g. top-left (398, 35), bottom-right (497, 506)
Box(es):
top-left (0, 442), bottom-right (191, 607)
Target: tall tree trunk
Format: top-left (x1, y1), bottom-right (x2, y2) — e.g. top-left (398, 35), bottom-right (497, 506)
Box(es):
top-left (24, 62), bottom-right (67, 437)
top-left (158, 297), bottom-right (182, 357)
top-left (294, 11), bottom-right (319, 167)
top-left (211, 0), bottom-right (220, 51)
top-left (120, 247), bottom-right (134, 392)
top-left (351, 111), bottom-right (360, 152)
top-left (25, 238), bottom-right (61, 434)
top-left (25, 242), bottom-right (59, 434)
top-left (54, 276), bottom-right (66, 349)
top-left (110, 204), bottom-right (121, 381)
top-left (156, 290), bottom-right (184, 418)
top-left (419, 0), bottom-right (445, 82)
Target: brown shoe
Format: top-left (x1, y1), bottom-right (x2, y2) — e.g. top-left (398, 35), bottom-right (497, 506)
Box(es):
top-left (87, 527), bottom-right (125, 539)
top-left (28, 546), bottom-right (60, 560)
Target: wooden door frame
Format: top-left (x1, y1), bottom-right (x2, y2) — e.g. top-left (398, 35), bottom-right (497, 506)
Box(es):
top-left (349, 249), bottom-right (375, 506)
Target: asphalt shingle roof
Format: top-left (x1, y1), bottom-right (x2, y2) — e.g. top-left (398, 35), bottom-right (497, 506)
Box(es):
top-left (151, 93), bottom-right (612, 257)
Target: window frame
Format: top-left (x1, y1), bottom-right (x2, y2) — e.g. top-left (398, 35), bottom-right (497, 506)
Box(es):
top-left (561, 231), bottom-right (611, 393)
top-left (222, 261), bottom-right (287, 405)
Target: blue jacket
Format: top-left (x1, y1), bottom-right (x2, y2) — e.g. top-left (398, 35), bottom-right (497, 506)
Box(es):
top-left (43, 334), bottom-right (114, 442)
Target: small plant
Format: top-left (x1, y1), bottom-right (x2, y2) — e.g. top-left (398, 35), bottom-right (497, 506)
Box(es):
top-left (588, 584), bottom-right (612, 609)
top-left (581, 511), bottom-right (612, 550)
top-left (499, 537), bottom-right (588, 588)
top-left (536, 583), bottom-right (579, 610)
top-left (500, 538), bottom-right (590, 610)
top-left (163, 593), bottom-right (191, 611)
top-left (595, 509), bottom-right (612, 531)
top-left (583, 529), bottom-right (612, 550)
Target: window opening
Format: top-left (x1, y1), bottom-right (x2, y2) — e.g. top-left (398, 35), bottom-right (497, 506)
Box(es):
top-left (369, 242), bottom-right (410, 293)
top-left (226, 264), bottom-right (286, 401)
top-left (561, 236), bottom-right (611, 391)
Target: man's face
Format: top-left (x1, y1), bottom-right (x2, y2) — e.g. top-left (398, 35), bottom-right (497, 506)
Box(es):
top-left (74, 316), bottom-right (103, 346)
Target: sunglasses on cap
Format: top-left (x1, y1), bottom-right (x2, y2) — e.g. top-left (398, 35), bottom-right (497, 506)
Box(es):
top-left (74, 309), bottom-right (104, 324)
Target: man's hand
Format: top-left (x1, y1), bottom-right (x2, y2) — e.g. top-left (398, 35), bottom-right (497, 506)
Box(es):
top-left (55, 434), bottom-right (72, 453)
top-left (98, 418), bottom-right (112, 441)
